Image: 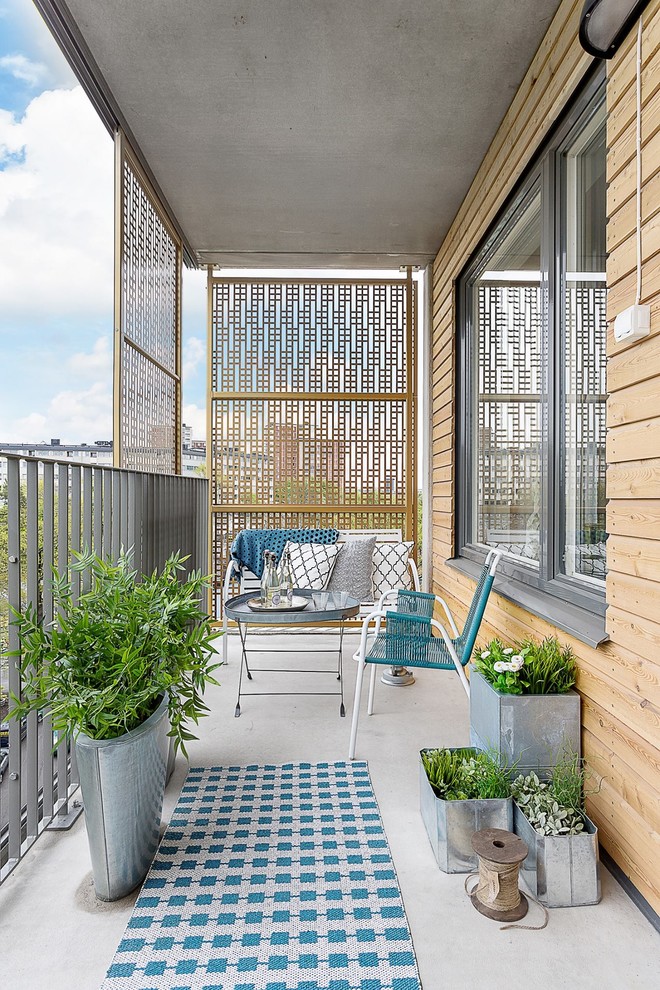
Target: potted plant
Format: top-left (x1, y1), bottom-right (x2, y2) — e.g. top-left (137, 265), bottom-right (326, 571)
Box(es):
top-left (469, 636), bottom-right (580, 774)
top-left (512, 754), bottom-right (601, 907)
top-left (420, 747), bottom-right (512, 873)
top-left (9, 549), bottom-right (221, 901)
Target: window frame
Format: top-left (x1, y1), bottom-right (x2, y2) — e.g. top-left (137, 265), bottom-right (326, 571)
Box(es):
top-left (455, 67), bottom-right (607, 622)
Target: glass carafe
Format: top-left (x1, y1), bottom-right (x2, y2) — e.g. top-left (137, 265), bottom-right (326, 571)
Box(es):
top-left (279, 548), bottom-right (294, 607)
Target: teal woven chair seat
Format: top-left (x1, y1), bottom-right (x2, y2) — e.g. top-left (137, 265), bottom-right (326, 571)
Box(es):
top-left (348, 551), bottom-right (502, 759)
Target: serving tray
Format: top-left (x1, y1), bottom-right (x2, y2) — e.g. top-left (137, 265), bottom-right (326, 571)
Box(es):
top-left (246, 596), bottom-right (309, 612)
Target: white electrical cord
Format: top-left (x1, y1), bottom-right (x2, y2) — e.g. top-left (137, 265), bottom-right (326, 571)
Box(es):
top-left (635, 16), bottom-right (643, 306)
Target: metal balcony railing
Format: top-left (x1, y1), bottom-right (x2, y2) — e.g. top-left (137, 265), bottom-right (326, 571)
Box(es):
top-left (0, 452), bottom-right (208, 883)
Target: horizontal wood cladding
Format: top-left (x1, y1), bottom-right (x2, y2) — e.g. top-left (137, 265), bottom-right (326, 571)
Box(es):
top-left (608, 321), bottom-right (660, 387)
top-left (430, 0), bottom-right (660, 913)
top-left (608, 377), bottom-right (660, 426)
top-left (606, 417), bottom-right (660, 461)
top-left (608, 572), bottom-right (660, 631)
top-left (607, 169), bottom-right (660, 253)
top-left (607, 533), bottom-right (660, 574)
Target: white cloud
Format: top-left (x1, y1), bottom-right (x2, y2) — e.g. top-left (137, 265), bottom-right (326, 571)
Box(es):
top-left (182, 336), bottom-right (205, 378)
top-left (182, 403), bottom-right (206, 441)
top-left (0, 53), bottom-right (47, 86)
top-left (68, 335), bottom-right (112, 377)
top-left (0, 85), bottom-right (113, 319)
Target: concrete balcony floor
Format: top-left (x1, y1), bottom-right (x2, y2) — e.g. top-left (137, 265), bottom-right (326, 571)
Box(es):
top-left (0, 632), bottom-right (657, 989)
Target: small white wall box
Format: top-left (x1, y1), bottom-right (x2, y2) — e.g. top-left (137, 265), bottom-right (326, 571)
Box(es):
top-left (613, 303), bottom-right (651, 343)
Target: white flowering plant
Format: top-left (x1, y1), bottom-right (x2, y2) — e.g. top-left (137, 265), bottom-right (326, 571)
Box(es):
top-left (473, 638), bottom-right (529, 694)
top-left (473, 636), bottom-right (576, 695)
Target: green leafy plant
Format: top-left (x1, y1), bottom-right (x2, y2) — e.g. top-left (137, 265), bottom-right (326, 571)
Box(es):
top-left (8, 549), bottom-right (222, 757)
top-left (422, 747), bottom-right (511, 801)
top-left (473, 635), bottom-right (576, 696)
top-left (520, 637), bottom-right (577, 694)
top-left (512, 754), bottom-right (595, 836)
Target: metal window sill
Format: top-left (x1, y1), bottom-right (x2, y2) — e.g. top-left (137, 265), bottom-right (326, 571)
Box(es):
top-left (445, 557), bottom-right (609, 649)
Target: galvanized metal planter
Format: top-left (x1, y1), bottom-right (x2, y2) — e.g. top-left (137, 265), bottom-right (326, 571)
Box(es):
top-left (513, 800), bottom-right (601, 907)
top-left (75, 694), bottom-right (170, 901)
top-left (469, 666), bottom-right (581, 774)
top-left (419, 749), bottom-right (512, 873)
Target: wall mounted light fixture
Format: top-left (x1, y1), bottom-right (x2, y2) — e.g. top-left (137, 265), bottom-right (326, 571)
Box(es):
top-left (579, 0), bottom-right (651, 58)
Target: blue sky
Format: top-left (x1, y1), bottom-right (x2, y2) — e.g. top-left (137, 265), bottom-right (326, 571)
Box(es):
top-left (0, 0), bottom-right (207, 443)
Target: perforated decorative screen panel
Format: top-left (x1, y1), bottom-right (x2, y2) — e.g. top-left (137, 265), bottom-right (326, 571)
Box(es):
top-left (115, 136), bottom-right (181, 473)
top-left (122, 346), bottom-right (178, 474)
top-left (210, 277), bottom-right (416, 598)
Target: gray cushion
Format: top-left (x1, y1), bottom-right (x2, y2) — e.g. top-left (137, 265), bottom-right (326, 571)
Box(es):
top-left (327, 536), bottom-right (377, 602)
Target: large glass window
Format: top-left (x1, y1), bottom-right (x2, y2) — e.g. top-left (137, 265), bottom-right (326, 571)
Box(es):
top-left (470, 186), bottom-right (542, 565)
top-left (458, 75), bottom-right (606, 611)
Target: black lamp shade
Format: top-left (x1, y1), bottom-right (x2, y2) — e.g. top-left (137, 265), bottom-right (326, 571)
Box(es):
top-left (579, 0), bottom-right (651, 58)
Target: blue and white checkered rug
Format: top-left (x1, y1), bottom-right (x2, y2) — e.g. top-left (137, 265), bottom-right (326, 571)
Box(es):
top-left (101, 762), bottom-right (422, 990)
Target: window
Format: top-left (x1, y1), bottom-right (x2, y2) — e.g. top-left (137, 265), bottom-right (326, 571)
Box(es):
top-left (458, 73), bottom-right (606, 615)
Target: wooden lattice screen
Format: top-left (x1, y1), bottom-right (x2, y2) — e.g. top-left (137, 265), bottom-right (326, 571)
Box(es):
top-left (209, 273), bottom-right (417, 600)
top-left (114, 134), bottom-right (182, 473)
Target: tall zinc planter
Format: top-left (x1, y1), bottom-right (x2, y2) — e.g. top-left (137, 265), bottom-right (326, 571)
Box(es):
top-left (419, 749), bottom-right (512, 873)
top-left (469, 667), bottom-right (581, 774)
top-left (513, 801), bottom-right (601, 907)
top-left (76, 694), bottom-right (171, 901)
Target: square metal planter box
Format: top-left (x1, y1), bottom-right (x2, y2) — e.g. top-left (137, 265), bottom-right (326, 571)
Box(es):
top-left (469, 666), bottom-right (581, 774)
top-left (419, 749), bottom-right (512, 873)
top-left (513, 800), bottom-right (601, 907)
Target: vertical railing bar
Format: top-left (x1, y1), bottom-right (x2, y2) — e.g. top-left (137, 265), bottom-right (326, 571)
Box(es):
top-left (136, 474), bottom-right (145, 576)
top-left (181, 478), bottom-right (188, 572)
top-left (70, 465), bottom-right (81, 604)
top-left (111, 472), bottom-right (121, 561)
top-left (202, 480), bottom-right (209, 578)
top-left (25, 460), bottom-right (39, 840)
top-left (127, 472), bottom-right (137, 572)
top-left (41, 461), bottom-right (55, 820)
top-left (148, 474), bottom-right (155, 575)
top-left (155, 475), bottom-right (163, 571)
top-left (82, 465), bottom-right (93, 575)
top-left (7, 458), bottom-right (22, 865)
top-left (56, 464), bottom-right (69, 813)
top-left (93, 467), bottom-right (103, 557)
top-left (120, 472), bottom-right (129, 556)
top-left (104, 470), bottom-right (113, 560)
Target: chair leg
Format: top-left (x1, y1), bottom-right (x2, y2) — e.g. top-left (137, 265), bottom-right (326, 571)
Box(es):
top-left (367, 663), bottom-right (377, 715)
top-left (222, 614), bottom-right (228, 664)
top-left (349, 658), bottom-right (367, 760)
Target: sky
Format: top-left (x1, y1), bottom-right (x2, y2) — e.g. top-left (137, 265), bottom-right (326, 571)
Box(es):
top-left (0, 0), bottom-right (208, 443)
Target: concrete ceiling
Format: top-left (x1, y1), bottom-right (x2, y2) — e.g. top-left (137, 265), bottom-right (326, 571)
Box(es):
top-left (61, 0), bottom-right (562, 268)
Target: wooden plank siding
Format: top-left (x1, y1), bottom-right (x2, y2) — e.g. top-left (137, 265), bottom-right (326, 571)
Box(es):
top-left (429, 0), bottom-right (660, 913)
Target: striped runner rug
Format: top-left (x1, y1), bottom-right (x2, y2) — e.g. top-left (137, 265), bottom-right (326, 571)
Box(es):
top-left (100, 762), bottom-right (422, 990)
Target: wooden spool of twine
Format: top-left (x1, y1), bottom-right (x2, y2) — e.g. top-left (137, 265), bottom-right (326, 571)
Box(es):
top-left (466, 828), bottom-right (547, 929)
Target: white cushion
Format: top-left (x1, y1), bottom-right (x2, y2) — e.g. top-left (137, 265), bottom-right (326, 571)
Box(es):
top-left (284, 541), bottom-right (340, 590)
top-left (372, 541), bottom-right (414, 599)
